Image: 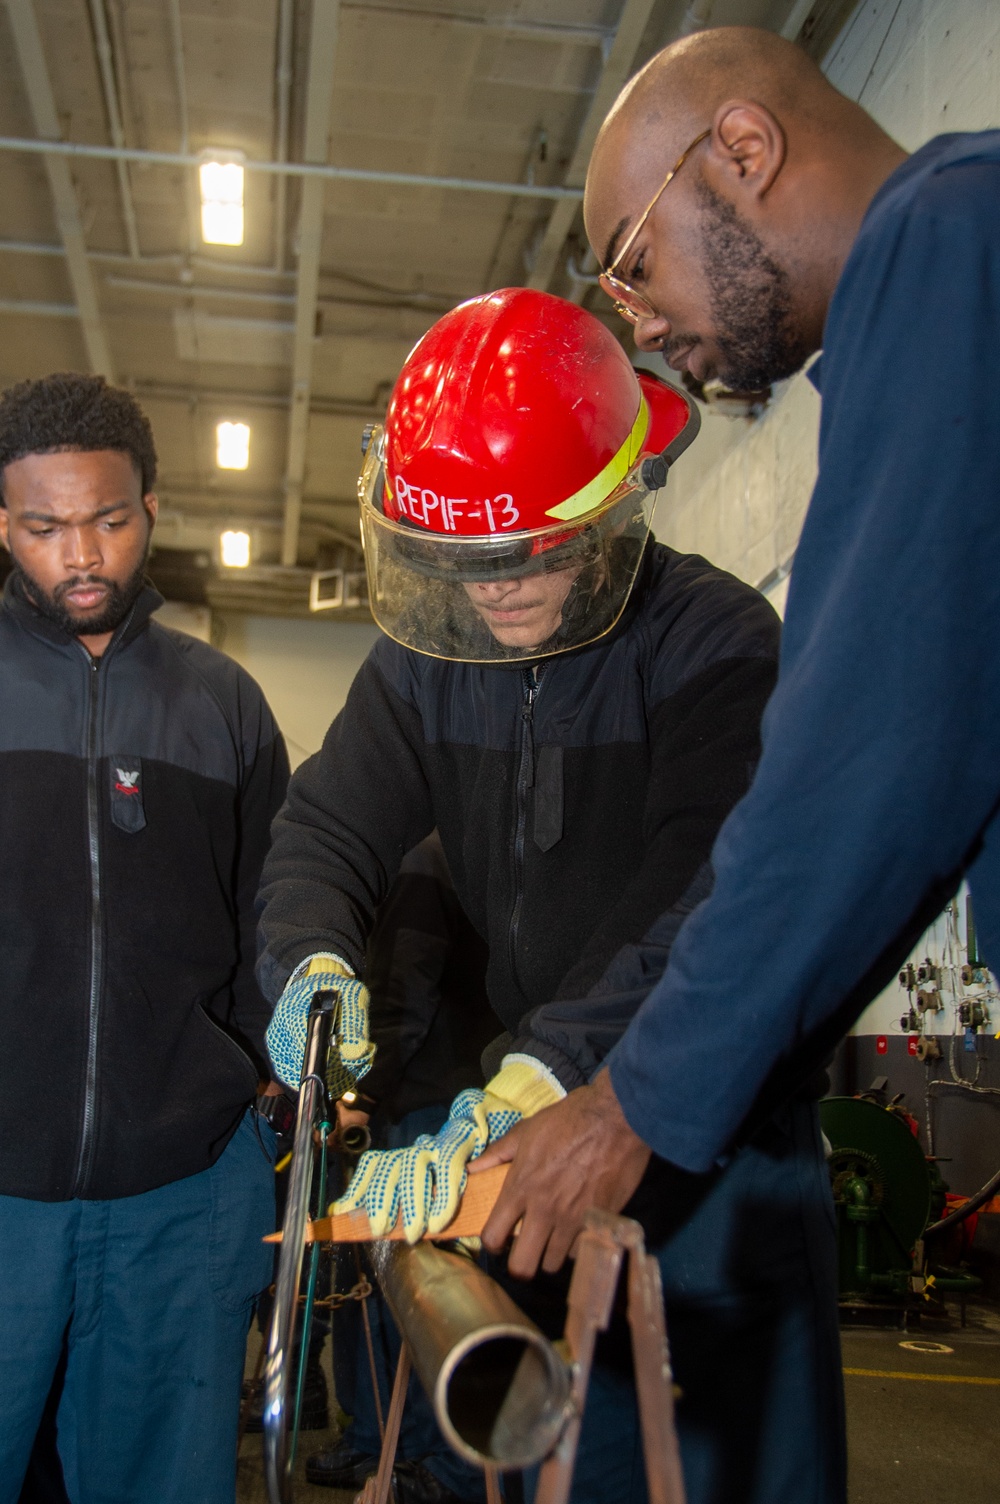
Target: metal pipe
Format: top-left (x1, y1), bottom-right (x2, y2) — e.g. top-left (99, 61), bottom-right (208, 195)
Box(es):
top-left (0, 298), bottom-right (77, 317)
top-left (371, 1241), bottom-right (570, 1470)
top-left (338, 1123), bottom-right (371, 1155)
top-left (0, 239), bottom-right (300, 280)
top-left (0, 135), bottom-right (584, 200)
top-left (132, 380), bottom-right (384, 418)
top-left (167, 0), bottom-right (190, 155)
top-left (106, 274), bottom-right (297, 306)
top-left (86, 0), bottom-right (141, 258)
top-left (166, 0), bottom-right (202, 258)
top-left (263, 991), bottom-right (337, 1503)
top-left (103, 273), bottom-right (447, 317)
top-left (341, 3), bottom-right (612, 47)
top-left (280, 0), bottom-right (342, 568)
top-left (272, 0), bottom-right (294, 272)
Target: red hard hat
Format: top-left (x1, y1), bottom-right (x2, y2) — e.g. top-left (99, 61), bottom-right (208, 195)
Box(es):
top-left (358, 289), bottom-right (699, 662)
top-left (383, 288), bottom-right (653, 538)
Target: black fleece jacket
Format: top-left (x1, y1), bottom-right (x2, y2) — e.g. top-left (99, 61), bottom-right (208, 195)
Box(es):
top-left (0, 578), bottom-right (289, 1201)
top-left (257, 544), bottom-right (779, 1090)
top-left (363, 834), bottom-right (497, 1123)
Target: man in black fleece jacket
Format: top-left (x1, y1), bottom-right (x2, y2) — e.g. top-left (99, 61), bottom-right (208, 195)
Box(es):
top-left (0, 374), bottom-right (288, 1504)
top-left (258, 291), bottom-right (843, 1504)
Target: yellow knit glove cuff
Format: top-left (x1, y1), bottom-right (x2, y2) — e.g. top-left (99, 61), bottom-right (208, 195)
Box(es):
top-left (483, 1055), bottom-right (565, 1121)
top-left (306, 954), bottom-right (353, 978)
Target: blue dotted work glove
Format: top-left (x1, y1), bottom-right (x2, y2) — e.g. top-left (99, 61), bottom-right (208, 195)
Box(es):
top-left (332, 1057), bottom-right (563, 1242)
top-left (266, 955), bottom-right (375, 1098)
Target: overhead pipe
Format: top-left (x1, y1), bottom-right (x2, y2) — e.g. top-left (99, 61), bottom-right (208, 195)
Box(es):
top-left (341, 3), bottom-right (612, 48)
top-left (0, 298), bottom-right (76, 317)
top-left (272, 0), bottom-right (294, 272)
top-left (280, 0), bottom-right (342, 568)
top-left (86, 0), bottom-right (141, 259)
top-left (104, 272), bottom-right (452, 318)
top-left (166, 0), bottom-right (201, 257)
top-left (0, 135), bottom-right (584, 201)
top-left (0, 239), bottom-right (302, 282)
top-left (371, 1240), bottom-right (570, 1470)
top-left (166, 0), bottom-right (190, 154)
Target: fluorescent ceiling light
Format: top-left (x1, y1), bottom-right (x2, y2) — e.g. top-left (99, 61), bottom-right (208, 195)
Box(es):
top-left (200, 157), bottom-right (244, 246)
top-left (220, 530), bottom-right (251, 568)
top-left (216, 420), bottom-right (250, 470)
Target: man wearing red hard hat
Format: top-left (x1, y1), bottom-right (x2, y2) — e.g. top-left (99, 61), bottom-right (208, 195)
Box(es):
top-left (258, 289), bottom-right (843, 1504)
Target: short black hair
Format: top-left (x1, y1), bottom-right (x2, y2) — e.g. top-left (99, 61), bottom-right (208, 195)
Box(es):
top-left (0, 372), bottom-right (157, 505)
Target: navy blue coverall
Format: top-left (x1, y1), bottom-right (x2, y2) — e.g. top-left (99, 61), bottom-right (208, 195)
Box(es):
top-left (611, 136), bottom-right (1000, 1171)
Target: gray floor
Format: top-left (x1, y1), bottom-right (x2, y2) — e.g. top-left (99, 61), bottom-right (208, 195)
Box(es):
top-left (842, 1301), bottom-right (1000, 1504)
top-left (238, 1302), bottom-right (1000, 1504)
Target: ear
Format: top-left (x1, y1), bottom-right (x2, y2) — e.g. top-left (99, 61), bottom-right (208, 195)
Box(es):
top-left (709, 100), bottom-right (786, 200)
top-left (0, 506), bottom-right (9, 552)
top-left (142, 492), bottom-right (158, 531)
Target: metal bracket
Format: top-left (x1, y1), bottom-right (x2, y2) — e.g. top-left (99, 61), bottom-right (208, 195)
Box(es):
top-left (534, 1211), bottom-right (686, 1504)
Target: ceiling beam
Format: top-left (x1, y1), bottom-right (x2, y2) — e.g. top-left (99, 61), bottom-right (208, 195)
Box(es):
top-left (281, 0), bottom-right (341, 568)
top-left (5, 0), bottom-right (115, 378)
top-left (525, 0), bottom-right (660, 294)
top-left (0, 134), bottom-right (584, 202)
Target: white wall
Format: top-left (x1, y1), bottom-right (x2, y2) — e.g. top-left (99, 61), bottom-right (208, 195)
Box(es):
top-left (653, 0), bottom-right (1000, 1038)
top-left (215, 613), bottom-right (381, 768)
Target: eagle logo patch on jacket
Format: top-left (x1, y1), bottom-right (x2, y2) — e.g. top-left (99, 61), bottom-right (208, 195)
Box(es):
top-left (110, 757), bottom-right (146, 833)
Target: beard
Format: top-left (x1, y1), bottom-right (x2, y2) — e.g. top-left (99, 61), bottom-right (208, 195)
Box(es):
top-left (14, 553), bottom-right (149, 638)
top-left (691, 180), bottom-right (812, 392)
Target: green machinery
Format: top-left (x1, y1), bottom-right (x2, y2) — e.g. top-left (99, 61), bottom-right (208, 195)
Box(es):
top-left (819, 1096), bottom-right (980, 1305)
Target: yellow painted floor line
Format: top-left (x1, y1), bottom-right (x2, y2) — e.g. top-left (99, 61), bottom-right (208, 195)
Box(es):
top-left (843, 1368), bottom-right (1000, 1386)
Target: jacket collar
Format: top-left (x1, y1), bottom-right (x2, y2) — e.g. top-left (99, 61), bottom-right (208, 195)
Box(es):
top-left (1, 571), bottom-right (164, 652)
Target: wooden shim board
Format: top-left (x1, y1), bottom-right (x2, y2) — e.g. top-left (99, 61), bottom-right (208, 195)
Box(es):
top-left (264, 1163), bottom-right (509, 1244)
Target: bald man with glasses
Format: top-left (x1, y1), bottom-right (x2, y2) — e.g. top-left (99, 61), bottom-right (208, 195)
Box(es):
top-left (477, 17), bottom-right (1000, 1480)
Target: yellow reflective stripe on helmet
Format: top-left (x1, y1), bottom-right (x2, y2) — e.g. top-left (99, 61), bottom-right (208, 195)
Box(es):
top-left (544, 397), bottom-right (650, 522)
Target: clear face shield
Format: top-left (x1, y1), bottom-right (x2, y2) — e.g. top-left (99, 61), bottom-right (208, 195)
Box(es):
top-left (358, 427), bottom-right (660, 664)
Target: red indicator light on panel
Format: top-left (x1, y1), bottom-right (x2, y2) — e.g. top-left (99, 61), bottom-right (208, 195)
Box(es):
top-left (907, 1036), bottom-right (920, 1056)
top-left (876, 1035), bottom-right (888, 1055)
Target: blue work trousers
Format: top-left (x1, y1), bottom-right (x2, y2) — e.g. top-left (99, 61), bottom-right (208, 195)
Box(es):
top-left (0, 1109), bottom-right (275, 1504)
top-left (524, 1099), bottom-right (845, 1504)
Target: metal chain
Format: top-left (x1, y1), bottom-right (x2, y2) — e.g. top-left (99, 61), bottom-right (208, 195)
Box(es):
top-left (309, 1275), bottom-right (373, 1310)
top-left (262, 1274), bottom-right (373, 1311)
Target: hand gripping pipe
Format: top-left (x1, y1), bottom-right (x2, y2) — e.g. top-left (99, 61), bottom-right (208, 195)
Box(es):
top-left (370, 1240), bottom-right (572, 1470)
top-left (263, 990), bottom-right (337, 1503)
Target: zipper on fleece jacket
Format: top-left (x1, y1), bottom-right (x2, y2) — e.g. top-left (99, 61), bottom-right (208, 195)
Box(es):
top-left (72, 649), bottom-right (104, 1195)
top-left (71, 608), bottom-right (135, 1197)
top-left (507, 666), bottom-right (540, 990)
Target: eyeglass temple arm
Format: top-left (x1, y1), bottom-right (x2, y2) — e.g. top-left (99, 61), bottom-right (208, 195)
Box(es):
top-left (639, 386), bottom-right (702, 491)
